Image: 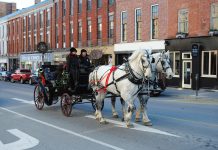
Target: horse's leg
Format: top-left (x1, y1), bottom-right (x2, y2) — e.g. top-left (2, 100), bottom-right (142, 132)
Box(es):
top-left (135, 95), bottom-right (142, 122)
top-left (111, 97), bottom-right (119, 118)
top-left (95, 92), bottom-right (107, 124)
top-left (120, 98), bottom-right (125, 122)
top-left (140, 95), bottom-right (152, 126)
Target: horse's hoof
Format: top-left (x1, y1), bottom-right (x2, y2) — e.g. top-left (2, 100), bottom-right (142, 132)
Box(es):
top-left (143, 121), bottom-right (152, 126)
top-left (100, 119), bottom-right (108, 124)
top-left (112, 114), bottom-right (119, 118)
top-left (126, 124), bottom-right (134, 128)
top-left (135, 118), bottom-right (141, 122)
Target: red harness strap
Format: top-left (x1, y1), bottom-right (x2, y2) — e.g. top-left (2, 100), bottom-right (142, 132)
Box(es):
top-left (97, 66), bottom-right (117, 93)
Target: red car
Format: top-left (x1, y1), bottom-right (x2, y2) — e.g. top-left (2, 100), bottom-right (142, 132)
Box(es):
top-left (11, 69), bottom-right (31, 84)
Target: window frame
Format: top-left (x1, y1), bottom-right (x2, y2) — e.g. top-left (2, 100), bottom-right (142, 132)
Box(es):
top-left (210, 3), bottom-right (218, 30)
top-left (178, 9), bottom-right (189, 33)
top-left (151, 4), bottom-right (159, 40)
top-left (135, 8), bottom-right (142, 41)
top-left (201, 50), bottom-right (217, 78)
top-left (121, 11), bottom-right (127, 42)
top-left (170, 51), bottom-right (180, 78)
top-left (97, 0), bottom-right (102, 8)
top-left (87, 0), bottom-right (92, 11)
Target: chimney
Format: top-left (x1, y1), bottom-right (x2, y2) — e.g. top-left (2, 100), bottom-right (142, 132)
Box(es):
top-left (35, 0), bottom-right (41, 4)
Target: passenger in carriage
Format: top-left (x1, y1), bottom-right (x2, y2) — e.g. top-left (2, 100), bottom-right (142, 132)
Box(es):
top-left (79, 49), bottom-right (91, 73)
top-left (66, 47), bottom-right (80, 91)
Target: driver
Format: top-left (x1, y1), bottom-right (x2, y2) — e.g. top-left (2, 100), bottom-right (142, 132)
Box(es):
top-left (79, 49), bottom-right (91, 73)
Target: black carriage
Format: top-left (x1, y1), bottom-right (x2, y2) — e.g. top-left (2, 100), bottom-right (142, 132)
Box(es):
top-left (33, 65), bottom-right (102, 117)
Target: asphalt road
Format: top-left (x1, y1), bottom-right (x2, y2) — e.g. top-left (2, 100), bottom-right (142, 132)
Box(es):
top-left (0, 81), bottom-right (218, 150)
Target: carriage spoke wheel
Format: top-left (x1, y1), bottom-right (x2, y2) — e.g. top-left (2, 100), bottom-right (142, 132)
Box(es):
top-left (91, 98), bottom-right (104, 111)
top-left (61, 93), bottom-right (72, 117)
top-left (34, 84), bottom-right (45, 110)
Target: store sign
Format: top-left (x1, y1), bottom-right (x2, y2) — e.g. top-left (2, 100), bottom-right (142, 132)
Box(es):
top-left (20, 53), bottom-right (53, 62)
top-left (192, 44), bottom-right (199, 57)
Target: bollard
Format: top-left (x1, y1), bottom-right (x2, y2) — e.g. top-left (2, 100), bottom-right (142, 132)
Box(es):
top-left (195, 74), bottom-right (199, 97)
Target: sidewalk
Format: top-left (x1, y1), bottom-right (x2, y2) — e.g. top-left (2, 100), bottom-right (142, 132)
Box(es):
top-left (161, 87), bottom-right (218, 101)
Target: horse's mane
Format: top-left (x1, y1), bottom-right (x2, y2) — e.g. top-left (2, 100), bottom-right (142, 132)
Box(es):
top-left (128, 50), bottom-right (146, 62)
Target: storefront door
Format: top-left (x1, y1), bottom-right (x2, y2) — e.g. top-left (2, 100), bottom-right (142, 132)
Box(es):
top-left (182, 60), bottom-right (192, 88)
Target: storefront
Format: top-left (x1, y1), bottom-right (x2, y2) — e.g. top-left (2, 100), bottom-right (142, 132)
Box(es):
top-left (20, 52), bottom-right (53, 72)
top-left (9, 57), bottom-right (19, 72)
top-left (0, 57), bottom-right (8, 71)
top-left (165, 36), bottom-right (218, 90)
top-left (114, 40), bottom-right (165, 65)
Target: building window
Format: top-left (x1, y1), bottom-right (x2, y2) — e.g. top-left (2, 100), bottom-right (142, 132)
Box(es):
top-left (46, 32), bottom-right (50, 48)
top-left (55, 3), bottom-right (59, 19)
top-left (87, 0), bottom-right (91, 11)
top-left (178, 9), bottom-right (188, 33)
top-left (63, 0), bottom-right (66, 17)
top-left (23, 36), bottom-right (26, 51)
top-left (40, 12), bottom-right (43, 28)
top-left (34, 34), bottom-right (37, 49)
top-left (202, 51), bottom-right (217, 77)
top-left (121, 11), bottom-right (127, 42)
top-left (151, 5), bottom-right (158, 39)
top-left (70, 0), bottom-right (74, 15)
top-left (170, 52), bottom-right (180, 77)
top-left (109, 0), bottom-right (114, 6)
top-left (23, 17), bottom-right (26, 32)
top-left (34, 14), bottom-right (37, 30)
top-left (63, 24), bottom-right (66, 48)
top-left (28, 16), bottom-right (31, 31)
top-left (78, 21), bottom-right (82, 41)
top-left (40, 31), bottom-right (43, 41)
top-left (55, 25), bottom-right (58, 48)
top-left (211, 3), bottom-right (218, 30)
top-left (108, 14), bottom-right (114, 39)
top-left (78, 0), bottom-right (82, 13)
top-left (47, 9), bottom-right (50, 27)
top-left (97, 0), bottom-right (102, 8)
top-left (135, 8), bottom-right (142, 41)
top-left (87, 19), bottom-right (91, 40)
top-left (70, 22), bottom-right (73, 46)
top-left (28, 36), bottom-right (31, 50)
top-left (97, 16), bottom-right (102, 39)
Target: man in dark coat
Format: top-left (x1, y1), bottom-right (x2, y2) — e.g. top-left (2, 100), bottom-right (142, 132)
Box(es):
top-left (66, 47), bottom-right (79, 90)
top-left (79, 49), bottom-right (91, 73)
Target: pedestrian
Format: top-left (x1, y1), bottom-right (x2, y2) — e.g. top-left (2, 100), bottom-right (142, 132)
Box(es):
top-left (66, 47), bottom-right (80, 91)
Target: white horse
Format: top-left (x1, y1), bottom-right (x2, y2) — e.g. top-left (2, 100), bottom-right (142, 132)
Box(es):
top-left (89, 49), bottom-right (153, 127)
top-left (111, 50), bottom-right (174, 126)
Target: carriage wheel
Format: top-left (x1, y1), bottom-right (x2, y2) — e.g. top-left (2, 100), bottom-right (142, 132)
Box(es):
top-left (61, 93), bottom-right (72, 117)
top-left (91, 98), bottom-right (104, 111)
top-left (33, 84), bottom-right (45, 110)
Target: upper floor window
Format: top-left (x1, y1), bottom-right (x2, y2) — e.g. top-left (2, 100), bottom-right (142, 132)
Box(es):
top-left (34, 14), bottom-right (37, 30)
top-left (87, 0), bottom-right (91, 11)
top-left (63, 24), bottom-right (66, 47)
top-left (109, 0), bottom-right (114, 6)
top-left (78, 0), bottom-right (82, 13)
top-left (70, 22), bottom-right (73, 46)
top-left (151, 5), bottom-right (158, 39)
top-left (108, 14), bottom-right (114, 39)
top-left (63, 0), bottom-right (66, 17)
top-left (78, 21), bottom-right (82, 41)
top-left (55, 25), bottom-right (59, 48)
top-left (28, 16), bottom-right (31, 31)
top-left (170, 52), bottom-right (180, 77)
top-left (55, 3), bottom-right (59, 19)
top-left (135, 8), bottom-right (142, 40)
top-left (23, 17), bottom-right (26, 32)
top-left (178, 9), bottom-right (188, 33)
top-left (211, 3), bottom-right (218, 30)
top-left (87, 19), bottom-right (91, 40)
top-left (47, 9), bottom-right (50, 27)
top-left (202, 51), bottom-right (217, 77)
top-left (97, 16), bottom-right (102, 39)
top-left (40, 12), bottom-right (44, 28)
top-left (121, 11), bottom-right (127, 42)
top-left (70, 0), bottom-right (74, 15)
top-left (97, 0), bottom-right (102, 8)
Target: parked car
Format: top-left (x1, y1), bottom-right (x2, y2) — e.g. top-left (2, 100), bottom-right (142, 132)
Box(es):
top-left (0, 71), bottom-right (12, 81)
top-left (11, 69), bottom-right (31, 84)
top-left (29, 71), bottom-right (39, 85)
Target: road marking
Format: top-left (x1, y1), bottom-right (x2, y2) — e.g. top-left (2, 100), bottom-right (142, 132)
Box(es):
top-left (0, 129), bottom-right (39, 150)
top-left (11, 98), bottom-right (34, 105)
top-left (85, 115), bottom-right (180, 138)
top-left (0, 107), bottom-right (124, 150)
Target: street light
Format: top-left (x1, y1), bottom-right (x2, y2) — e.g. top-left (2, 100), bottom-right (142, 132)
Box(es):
top-left (37, 42), bottom-right (48, 65)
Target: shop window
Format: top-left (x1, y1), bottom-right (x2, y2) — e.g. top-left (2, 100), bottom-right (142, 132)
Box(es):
top-left (182, 53), bottom-right (192, 59)
top-left (211, 3), bottom-right (218, 30)
top-left (202, 51), bottom-right (217, 77)
top-left (170, 51), bottom-right (180, 77)
top-left (178, 9), bottom-right (188, 33)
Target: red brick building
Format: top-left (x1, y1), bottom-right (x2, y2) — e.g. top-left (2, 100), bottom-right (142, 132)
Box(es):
top-left (0, 2), bottom-right (16, 18)
top-left (5, 0), bottom-right (115, 71)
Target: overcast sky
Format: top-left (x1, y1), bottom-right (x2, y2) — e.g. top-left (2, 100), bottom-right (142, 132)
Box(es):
top-left (1, 0), bottom-right (43, 9)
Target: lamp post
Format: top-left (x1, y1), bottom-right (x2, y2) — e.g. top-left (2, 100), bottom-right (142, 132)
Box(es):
top-left (37, 42), bottom-right (48, 66)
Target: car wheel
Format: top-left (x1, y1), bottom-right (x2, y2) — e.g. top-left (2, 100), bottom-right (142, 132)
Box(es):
top-left (11, 78), bottom-right (14, 83)
top-left (20, 78), bottom-right (24, 84)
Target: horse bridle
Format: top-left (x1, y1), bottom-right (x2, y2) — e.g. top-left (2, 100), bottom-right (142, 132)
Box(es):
top-left (156, 56), bottom-right (171, 73)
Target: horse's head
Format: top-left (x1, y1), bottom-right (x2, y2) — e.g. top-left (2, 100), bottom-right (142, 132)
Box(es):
top-left (156, 50), bottom-right (174, 79)
top-left (129, 49), bottom-right (153, 80)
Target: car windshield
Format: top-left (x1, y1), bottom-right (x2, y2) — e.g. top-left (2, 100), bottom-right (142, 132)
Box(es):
top-left (20, 70), bottom-right (31, 74)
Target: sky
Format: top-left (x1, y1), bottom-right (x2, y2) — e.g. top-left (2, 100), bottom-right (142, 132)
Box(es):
top-left (0, 0), bottom-right (44, 9)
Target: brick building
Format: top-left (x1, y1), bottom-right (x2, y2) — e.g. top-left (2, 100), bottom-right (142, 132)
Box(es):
top-left (0, 1), bottom-right (16, 18)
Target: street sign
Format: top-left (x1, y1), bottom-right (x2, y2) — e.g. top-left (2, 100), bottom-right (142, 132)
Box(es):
top-left (0, 129), bottom-right (39, 150)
